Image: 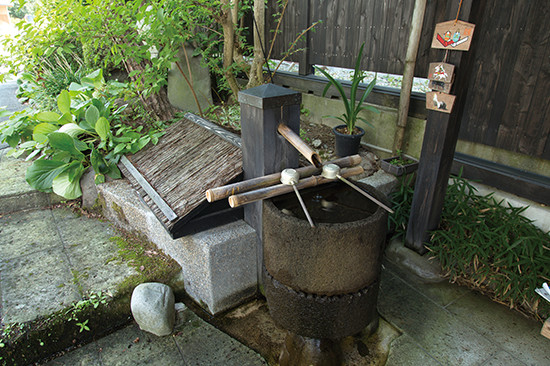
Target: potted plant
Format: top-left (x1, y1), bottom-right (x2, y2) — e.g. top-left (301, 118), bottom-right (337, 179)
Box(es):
top-left (380, 151), bottom-right (419, 176)
top-left (314, 43), bottom-right (379, 157)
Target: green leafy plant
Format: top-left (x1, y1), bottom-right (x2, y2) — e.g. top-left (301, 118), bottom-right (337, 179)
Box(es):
top-left (1, 69), bottom-right (163, 199)
top-left (76, 320), bottom-right (90, 333)
top-left (314, 43), bottom-right (379, 134)
top-left (389, 172), bottom-right (550, 320)
top-left (388, 175), bottom-right (415, 236)
top-left (388, 150), bottom-right (416, 166)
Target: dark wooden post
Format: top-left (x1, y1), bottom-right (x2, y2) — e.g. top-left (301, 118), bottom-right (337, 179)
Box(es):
top-left (298, 0), bottom-right (313, 76)
top-left (239, 83), bottom-right (302, 284)
top-left (405, 0), bottom-right (474, 254)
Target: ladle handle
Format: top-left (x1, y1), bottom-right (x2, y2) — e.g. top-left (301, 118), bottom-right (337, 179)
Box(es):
top-left (206, 155), bottom-right (361, 202)
top-left (278, 123), bottom-right (322, 168)
top-left (337, 175), bottom-right (394, 214)
top-left (228, 166), bottom-right (364, 208)
top-left (293, 184), bottom-right (315, 227)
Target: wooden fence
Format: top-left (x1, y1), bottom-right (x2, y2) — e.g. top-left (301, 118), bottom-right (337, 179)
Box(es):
top-left (266, 0), bottom-right (550, 161)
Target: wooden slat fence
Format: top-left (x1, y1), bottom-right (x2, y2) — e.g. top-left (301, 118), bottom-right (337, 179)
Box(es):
top-left (266, 0), bottom-right (550, 161)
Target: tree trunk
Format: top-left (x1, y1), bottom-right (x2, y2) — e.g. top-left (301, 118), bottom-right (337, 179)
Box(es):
top-left (247, 0), bottom-right (266, 89)
top-left (220, 0), bottom-right (241, 97)
top-left (124, 58), bottom-right (175, 122)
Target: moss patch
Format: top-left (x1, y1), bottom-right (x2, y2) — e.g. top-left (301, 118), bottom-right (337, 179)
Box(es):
top-left (110, 202), bottom-right (128, 225)
top-left (109, 229), bottom-right (181, 296)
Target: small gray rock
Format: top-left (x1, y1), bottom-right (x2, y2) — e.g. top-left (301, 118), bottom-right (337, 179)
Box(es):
top-left (80, 169), bottom-right (98, 210)
top-left (131, 283), bottom-right (175, 336)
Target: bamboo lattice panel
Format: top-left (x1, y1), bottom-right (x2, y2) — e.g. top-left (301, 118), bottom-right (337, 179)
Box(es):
top-left (119, 115), bottom-right (242, 234)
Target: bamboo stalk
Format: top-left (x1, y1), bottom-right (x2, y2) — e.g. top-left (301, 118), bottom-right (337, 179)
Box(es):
top-left (228, 165), bottom-right (364, 208)
top-left (393, 0), bottom-right (427, 154)
top-left (206, 155), bottom-right (362, 202)
top-left (277, 123), bottom-right (322, 167)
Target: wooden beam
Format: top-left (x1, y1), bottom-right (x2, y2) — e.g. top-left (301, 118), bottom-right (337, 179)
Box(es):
top-left (405, 0), bottom-right (475, 253)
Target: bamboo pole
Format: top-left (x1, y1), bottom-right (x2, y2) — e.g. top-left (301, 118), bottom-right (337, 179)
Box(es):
top-left (277, 123), bottom-right (322, 167)
top-left (392, 0), bottom-right (427, 154)
top-left (206, 155), bottom-right (361, 202)
top-left (228, 165), bottom-right (364, 208)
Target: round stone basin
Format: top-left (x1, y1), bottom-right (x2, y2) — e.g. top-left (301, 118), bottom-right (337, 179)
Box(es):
top-left (262, 181), bottom-right (388, 339)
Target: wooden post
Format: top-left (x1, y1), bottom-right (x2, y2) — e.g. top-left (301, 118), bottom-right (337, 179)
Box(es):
top-left (405, 0), bottom-right (474, 254)
top-left (393, 0), bottom-right (427, 154)
top-left (298, 0), bottom-right (313, 76)
top-left (239, 83), bottom-right (301, 284)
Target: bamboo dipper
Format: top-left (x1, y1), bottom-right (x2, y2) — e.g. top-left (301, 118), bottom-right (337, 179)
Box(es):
top-left (280, 168), bottom-right (315, 227)
top-left (321, 164), bottom-right (394, 214)
top-left (206, 155), bottom-right (362, 203)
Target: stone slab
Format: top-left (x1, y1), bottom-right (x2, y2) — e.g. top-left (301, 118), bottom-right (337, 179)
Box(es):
top-left (446, 291), bottom-right (550, 366)
top-left (379, 268), bottom-right (500, 365)
top-left (97, 179), bottom-right (258, 315)
top-left (385, 334), bottom-right (442, 366)
top-left (0, 247), bottom-right (80, 323)
top-left (0, 209), bottom-right (60, 260)
top-left (51, 208), bottom-right (136, 295)
top-left (0, 207), bottom-right (137, 325)
top-left (0, 150), bottom-right (63, 212)
top-left (173, 307), bottom-right (266, 366)
top-left (45, 306), bottom-right (266, 365)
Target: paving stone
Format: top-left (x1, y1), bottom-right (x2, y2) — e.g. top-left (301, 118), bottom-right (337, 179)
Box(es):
top-left (385, 334), bottom-right (443, 366)
top-left (51, 208), bottom-right (136, 295)
top-left (0, 151), bottom-right (60, 212)
top-left (382, 259), bottom-right (470, 308)
top-left (446, 291), bottom-right (550, 366)
top-left (379, 269), bottom-right (500, 365)
top-left (0, 247), bottom-right (80, 323)
top-left (0, 209), bottom-right (60, 260)
top-left (45, 341), bottom-right (102, 366)
top-left (480, 350), bottom-right (527, 366)
top-left (173, 308), bottom-right (266, 366)
top-left (95, 323), bottom-right (183, 365)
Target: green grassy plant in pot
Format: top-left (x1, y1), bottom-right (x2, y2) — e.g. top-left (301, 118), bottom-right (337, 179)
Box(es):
top-left (314, 43), bottom-right (379, 157)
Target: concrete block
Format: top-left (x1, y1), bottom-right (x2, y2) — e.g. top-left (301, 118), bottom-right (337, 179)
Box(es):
top-left (179, 221), bottom-right (258, 315)
top-left (359, 170), bottom-right (399, 197)
top-left (97, 179), bottom-right (258, 315)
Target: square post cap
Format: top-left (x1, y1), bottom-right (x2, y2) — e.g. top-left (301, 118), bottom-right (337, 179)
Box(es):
top-left (238, 84), bottom-right (301, 109)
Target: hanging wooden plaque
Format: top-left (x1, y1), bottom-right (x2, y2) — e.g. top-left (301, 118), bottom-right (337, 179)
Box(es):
top-left (426, 92), bottom-right (456, 114)
top-left (428, 62), bottom-right (455, 83)
top-left (429, 80), bottom-right (453, 93)
top-left (431, 20), bottom-right (475, 51)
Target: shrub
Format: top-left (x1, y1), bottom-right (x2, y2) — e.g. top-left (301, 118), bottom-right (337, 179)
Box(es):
top-left (389, 173), bottom-right (550, 321)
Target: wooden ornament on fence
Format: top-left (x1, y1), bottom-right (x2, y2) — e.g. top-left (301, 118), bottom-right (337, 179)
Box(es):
top-left (431, 20), bottom-right (475, 51)
top-left (428, 62), bottom-right (455, 93)
top-left (426, 92), bottom-right (456, 114)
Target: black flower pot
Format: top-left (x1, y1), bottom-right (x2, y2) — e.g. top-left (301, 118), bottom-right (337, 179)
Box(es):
top-left (333, 125), bottom-right (365, 157)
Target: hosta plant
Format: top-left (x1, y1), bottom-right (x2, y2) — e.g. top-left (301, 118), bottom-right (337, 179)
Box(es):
top-left (0, 69), bottom-right (163, 199)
